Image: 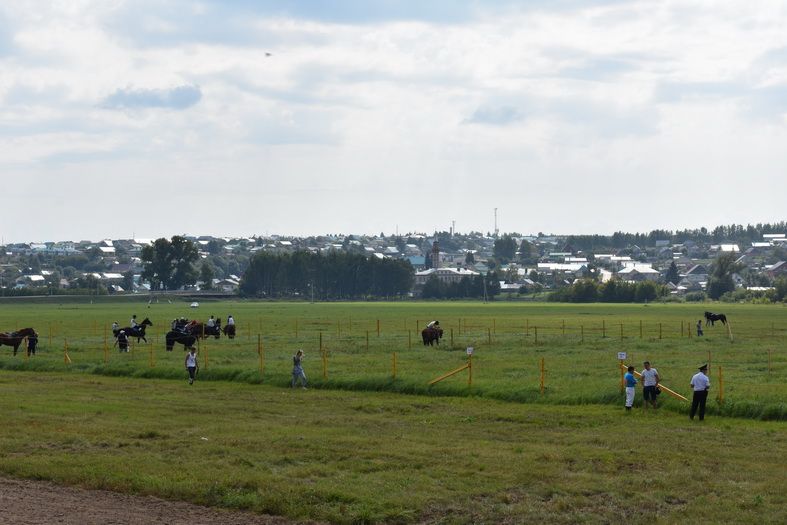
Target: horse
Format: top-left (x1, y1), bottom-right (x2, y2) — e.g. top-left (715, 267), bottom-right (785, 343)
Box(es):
top-left (421, 326), bottom-right (443, 346)
top-left (114, 317), bottom-right (153, 343)
top-left (222, 323), bottom-right (236, 339)
top-left (704, 311), bottom-right (727, 326)
top-left (189, 321), bottom-right (221, 340)
top-left (165, 331), bottom-right (197, 351)
top-left (0, 328), bottom-right (37, 356)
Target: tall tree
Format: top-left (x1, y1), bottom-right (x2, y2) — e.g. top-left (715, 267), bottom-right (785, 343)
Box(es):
top-left (707, 252), bottom-right (743, 299)
top-left (200, 262), bottom-right (214, 290)
top-left (665, 260), bottom-right (680, 285)
top-left (141, 236), bottom-right (199, 290)
top-left (493, 235), bottom-right (517, 263)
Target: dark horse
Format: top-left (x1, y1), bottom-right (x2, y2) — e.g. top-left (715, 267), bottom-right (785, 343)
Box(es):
top-left (114, 317), bottom-right (153, 343)
top-left (0, 328), bottom-right (37, 356)
top-left (165, 331), bottom-right (197, 351)
top-left (222, 323), bottom-right (236, 339)
top-left (421, 326), bottom-right (444, 346)
top-left (190, 320), bottom-right (221, 340)
top-left (704, 311), bottom-right (727, 326)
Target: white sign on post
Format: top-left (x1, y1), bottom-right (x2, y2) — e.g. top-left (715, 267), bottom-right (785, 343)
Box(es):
top-left (466, 347), bottom-right (474, 355)
top-left (617, 352), bottom-right (627, 360)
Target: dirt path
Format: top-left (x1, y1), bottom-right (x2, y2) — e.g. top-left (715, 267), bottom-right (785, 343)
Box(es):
top-left (0, 477), bottom-right (311, 525)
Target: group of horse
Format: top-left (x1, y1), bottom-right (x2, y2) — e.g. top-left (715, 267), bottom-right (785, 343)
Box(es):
top-left (108, 316), bottom-right (236, 351)
top-left (164, 317), bottom-right (236, 351)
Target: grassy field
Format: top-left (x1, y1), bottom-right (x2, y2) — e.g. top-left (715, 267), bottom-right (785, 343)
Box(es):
top-left (0, 371), bottom-right (784, 524)
top-left (0, 300), bottom-right (784, 419)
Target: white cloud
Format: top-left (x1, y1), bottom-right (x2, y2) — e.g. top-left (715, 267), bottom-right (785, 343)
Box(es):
top-left (0, 0), bottom-right (785, 241)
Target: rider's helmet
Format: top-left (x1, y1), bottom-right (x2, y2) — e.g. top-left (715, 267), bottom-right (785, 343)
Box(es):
top-left (434, 320), bottom-right (440, 325)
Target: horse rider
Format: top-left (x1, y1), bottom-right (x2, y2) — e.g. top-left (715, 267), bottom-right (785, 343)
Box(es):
top-left (207, 315), bottom-right (216, 329)
top-left (130, 315), bottom-right (138, 330)
top-left (426, 320), bottom-right (440, 330)
top-left (227, 315), bottom-right (235, 326)
top-left (112, 321), bottom-right (119, 335)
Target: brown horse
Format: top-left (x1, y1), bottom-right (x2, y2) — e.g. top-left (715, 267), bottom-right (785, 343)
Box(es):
top-left (0, 328), bottom-right (37, 356)
top-left (222, 323), bottom-right (236, 339)
top-left (189, 321), bottom-right (221, 340)
top-left (421, 326), bottom-right (443, 346)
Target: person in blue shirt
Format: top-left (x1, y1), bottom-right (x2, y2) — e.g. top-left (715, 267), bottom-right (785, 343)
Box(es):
top-left (624, 365), bottom-right (637, 411)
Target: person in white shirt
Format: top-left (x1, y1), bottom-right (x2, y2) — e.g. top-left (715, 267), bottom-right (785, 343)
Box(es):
top-left (206, 315), bottom-right (215, 328)
top-left (185, 347), bottom-right (198, 385)
top-left (640, 361), bottom-right (660, 410)
top-left (130, 315), bottom-right (138, 329)
top-left (426, 320), bottom-right (439, 329)
top-left (689, 364), bottom-right (711, 421)
top-left (227, 315), bottom-right (235, 326)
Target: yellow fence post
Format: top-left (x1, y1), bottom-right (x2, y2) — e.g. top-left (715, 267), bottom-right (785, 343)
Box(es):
top-left (540, 357), bottom-right (545, 395)
top-left (258, 335), bottom-right (264, 377)
top-left (717, 366), bottom-right (724, 404)
top-left (63, 339), bottom-right (71, 365)
top-left (322, 350), bottom-right (327, 380)
top-left (659, 323), bottom-right (662, 340)
top-left (377, 319), bottom-right (380, 337)
top-left (450, 328), bottom-right (454, 347)
top-left (487, 327), bottom-right (491, 345)
top-left (392, 352), bottom-right (397, 379)
top-left (602, 320), bottom-right (606, 338)
top-left (581, 325), bottom-right (584, 344)
top-left (534, 326), bottom-right (538, 345)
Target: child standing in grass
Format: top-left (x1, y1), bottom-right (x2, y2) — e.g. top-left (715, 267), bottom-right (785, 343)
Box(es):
top-left (185, 347), bottom-right (198, 385)
top-left (292, 349), bottom-right (307, 389)
top-left (624, 365), bottom-right (637, 411)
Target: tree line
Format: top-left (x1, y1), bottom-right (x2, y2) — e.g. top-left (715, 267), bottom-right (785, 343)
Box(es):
top-left (239, 251), bottom-right (414, 299)
top-left (548, 279), bottom-right (667, 303)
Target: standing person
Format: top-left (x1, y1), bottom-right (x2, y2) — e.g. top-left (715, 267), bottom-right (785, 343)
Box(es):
top-left (292, 349), bottom-right (307, 389)
top-left (111, 321), bottom-right (119, 335)
top-left (640, 361), bottom-right (660, 410)
top-left (624, 365), bottom-right (637, 411)
top-left (114, 330), bottom-right (129, 353)
top-left (185, 347), bottom-right (198, 385)
top-left (27, 332), bottom-right (38, 356)
top-left (690, 364), bottom-right (711, 421)
top-left (696, 320), bottom-right (704, 337)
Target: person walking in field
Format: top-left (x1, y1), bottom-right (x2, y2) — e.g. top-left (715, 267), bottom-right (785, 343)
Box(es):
top-left (114, 330), bottom-right (129, 353)
top-left (185, 347), bottom-right (198, 385)
top-left (640, 361), bottom-right (660, 410)
top-left (624, 365), bottom-right (637, 411)
top-left (690, 364), bottom-right (710, 421)
top-left (292, 349), bottom-right (307, 389)
top-left (696, 320), bottom-right (704, 337)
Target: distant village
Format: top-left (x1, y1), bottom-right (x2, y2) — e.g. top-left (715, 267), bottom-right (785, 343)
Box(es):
top-left (1, 228), bottom-right (786, 299)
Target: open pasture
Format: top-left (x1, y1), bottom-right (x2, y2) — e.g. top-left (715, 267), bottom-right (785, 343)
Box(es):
top-left (0, 300), bottom-right (784, 420)
top-left (0, 371), bottom-right (785, 524)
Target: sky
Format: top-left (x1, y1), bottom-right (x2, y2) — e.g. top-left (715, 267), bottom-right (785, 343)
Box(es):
top-left (1, 0), bottom-right (786, 243)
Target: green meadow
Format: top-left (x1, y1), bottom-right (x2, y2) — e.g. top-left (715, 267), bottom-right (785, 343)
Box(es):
top-left (0, 299), bottom-right (785, 523)
top-left (0, 371), bottom-right (784, 524)
top-left (0, 300), bottom-right (784, 419)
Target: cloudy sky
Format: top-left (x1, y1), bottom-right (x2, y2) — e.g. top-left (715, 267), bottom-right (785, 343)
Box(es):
top-left (1, 0), bottom-right (786, 242)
